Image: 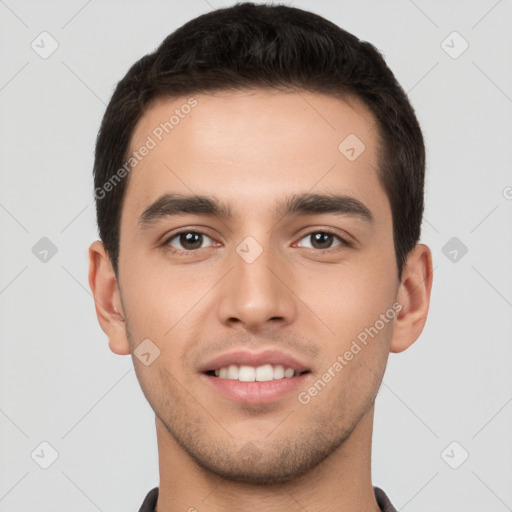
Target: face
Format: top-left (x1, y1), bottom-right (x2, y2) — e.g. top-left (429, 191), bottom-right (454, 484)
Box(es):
top-left (115, 90), bottom-right (401, 483)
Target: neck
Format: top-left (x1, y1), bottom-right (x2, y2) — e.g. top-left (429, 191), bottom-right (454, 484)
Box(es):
top-left (154, 405), bottom-right (381, 512)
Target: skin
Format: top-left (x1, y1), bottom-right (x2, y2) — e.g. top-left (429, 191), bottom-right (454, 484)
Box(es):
top-left (89, 89), bottom-right (433, 512)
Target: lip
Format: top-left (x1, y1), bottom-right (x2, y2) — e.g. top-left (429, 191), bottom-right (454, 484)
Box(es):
top-left (198, 349), bottom-right (312, 405)
top-left (200, 372), bottom-right (311, 404)
top-left (198, 349), bottom-right (311, 373)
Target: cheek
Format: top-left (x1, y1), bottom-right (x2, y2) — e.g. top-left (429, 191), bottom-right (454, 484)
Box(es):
top-left (132, 357), bottom-right (186, 425)
top-left (294, 258), bottom-right (397, 344)
top-left (120, 263), bottom-right (207, 340)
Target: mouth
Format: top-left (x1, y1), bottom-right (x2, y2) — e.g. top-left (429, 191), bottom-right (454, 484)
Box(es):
top-left (199, 350), bottom-right (312, 404)
top-left (205, 364), bottom-right (309, 381)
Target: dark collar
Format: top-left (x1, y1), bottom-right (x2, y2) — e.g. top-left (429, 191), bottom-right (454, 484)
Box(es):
top-left (138, 486), bottom-right (397, 512)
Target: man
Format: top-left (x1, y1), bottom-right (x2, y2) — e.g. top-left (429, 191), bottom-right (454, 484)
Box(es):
top-left (88, 3), bottom-right (433, 511)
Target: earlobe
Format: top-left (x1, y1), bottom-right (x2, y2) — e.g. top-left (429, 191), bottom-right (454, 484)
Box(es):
top-left (390, 244), bottom-right (433, 353)
top-left (88, 241), bottom-right (131, 355)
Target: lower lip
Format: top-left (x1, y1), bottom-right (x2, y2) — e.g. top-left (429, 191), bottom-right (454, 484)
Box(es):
top-left (201, 373), bottom-right (310, 404)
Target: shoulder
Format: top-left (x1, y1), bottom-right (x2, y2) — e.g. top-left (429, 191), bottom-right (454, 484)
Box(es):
top-left (374, 486), bottom-right (398, 512)
top-left (138, 487), bottom-right (159, 512)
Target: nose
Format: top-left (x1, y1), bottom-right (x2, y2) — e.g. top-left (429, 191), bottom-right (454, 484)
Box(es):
top-left (216, 241), bottom-right (297, 332)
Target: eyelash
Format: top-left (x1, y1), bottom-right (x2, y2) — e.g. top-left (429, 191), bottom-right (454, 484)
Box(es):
top-left (162, 229), bottom-right (351, 255)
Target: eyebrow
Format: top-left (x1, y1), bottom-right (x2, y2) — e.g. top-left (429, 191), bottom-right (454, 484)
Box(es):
top-left (138, 192), bottom-right (374, 229)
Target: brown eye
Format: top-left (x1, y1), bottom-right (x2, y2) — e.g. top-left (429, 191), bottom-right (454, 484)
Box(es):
top-left (297, 231), bottom-right (345, 250)
top-left (167, 231), bottom-right (213, 251)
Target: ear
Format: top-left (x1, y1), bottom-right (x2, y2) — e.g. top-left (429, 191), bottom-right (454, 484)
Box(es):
top-left (390, 244), bottom-right (433, 353)
top-left (88, 240), bottom-right (130, 355)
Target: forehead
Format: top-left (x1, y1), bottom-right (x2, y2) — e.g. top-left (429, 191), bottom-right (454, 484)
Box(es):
top-left (123, 89), bottom-right (387, 224)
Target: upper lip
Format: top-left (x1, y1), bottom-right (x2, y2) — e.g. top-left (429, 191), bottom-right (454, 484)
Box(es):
top-left (198, 349), bottom-right (311, 373)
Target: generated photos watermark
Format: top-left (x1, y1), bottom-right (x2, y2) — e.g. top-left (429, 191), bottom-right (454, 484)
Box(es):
top-left (94, 97), bottom-right (198, 200)
top-left (298, 301), bottom-right (403, 405)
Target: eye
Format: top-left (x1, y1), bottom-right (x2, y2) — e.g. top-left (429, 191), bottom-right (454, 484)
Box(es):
top-left (165, 231), bottom-right (215, 252)
top-left (297, 231), bottom-right (347, 250)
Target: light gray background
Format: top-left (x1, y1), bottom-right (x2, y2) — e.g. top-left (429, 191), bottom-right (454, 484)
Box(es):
top-left (1, 1), bottom-right (511, 511)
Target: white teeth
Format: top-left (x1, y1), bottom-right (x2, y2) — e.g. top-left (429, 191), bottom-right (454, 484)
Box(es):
top-left (238, 365), bottom-right (256, 382)
top-left (273, 364), bottom-right (285, 379)
top-left (255, 364), bottom-right (273, 382)
top-left (227, 364), bottom-right (239, 380)
top-left (284, 368), bottom-right (294, 378)
top-left (213, 363), bottom-right (301, 381)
